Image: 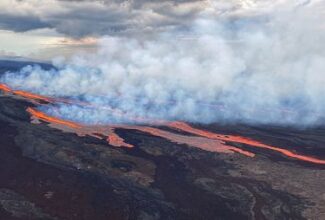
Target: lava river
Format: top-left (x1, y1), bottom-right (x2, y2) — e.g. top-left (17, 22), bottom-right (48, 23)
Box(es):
top-left (1, 83), bottom-right (325, 165)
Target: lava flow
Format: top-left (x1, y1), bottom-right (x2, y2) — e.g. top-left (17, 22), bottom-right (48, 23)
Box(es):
top-left (0, 83), bottom-right (52, 103)
top-left (107, 132), bottom-right (134, 148)
top-left (166, 122), bottom-right (325, 165)
top-left (0, 83), bottom-right (11, 93)
top-left (2, 83), bottom-right (325, 164)
top-left (13, 90), bottom-right (52, 103)
top-left (114, 125), bottom-right (256, 157)
top-left (26, 107), bottom-right (254, 156)
top-left (27, 107), bottom-right (81, 129)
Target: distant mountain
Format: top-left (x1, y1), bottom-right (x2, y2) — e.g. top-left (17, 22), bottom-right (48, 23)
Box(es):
top-left (0, 59), bottom-right (53, 75)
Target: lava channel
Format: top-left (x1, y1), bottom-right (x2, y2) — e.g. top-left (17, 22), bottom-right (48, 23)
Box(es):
top-left (166, 121), bottom-right (325, 165)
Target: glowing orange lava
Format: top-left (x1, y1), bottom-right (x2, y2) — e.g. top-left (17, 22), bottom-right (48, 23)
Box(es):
top-left (2, 83), bottom-right (325, 164)
top-left (26, 107), bottom-right (325, 164)
top-left (167, 122), bottom-right (325, 165)
top-left (27, 107), bottom-right (81, 129)
top-left (26, 107), bottom-right (254, 156)
top-left (0, 83), bottom-right (12, 93)
top-left (114, 125), bottom-right (256, 156)
top-left (107, 132), bottom-right (134, 148)
top-left (0, 83), bottom-right (52, 103)
top-left (27, 107), bottom-right (133, 149)
top-left (13, 90), bottom-right (52, 103)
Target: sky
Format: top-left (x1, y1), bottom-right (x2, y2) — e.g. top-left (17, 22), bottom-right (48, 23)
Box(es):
top-left (1, 0), bottom-right (320, 60)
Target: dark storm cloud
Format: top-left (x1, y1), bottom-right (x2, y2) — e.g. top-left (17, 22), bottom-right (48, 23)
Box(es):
top-left (0, 0), bottom-right (314, 37)
top-left (0, 0), bottom-right (208, 37)
top-left (0, 14), bottom-right (49, 32)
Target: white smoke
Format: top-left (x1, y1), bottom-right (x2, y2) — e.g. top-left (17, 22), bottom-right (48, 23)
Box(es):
top-left (1, 1), bottom-right (325, 125)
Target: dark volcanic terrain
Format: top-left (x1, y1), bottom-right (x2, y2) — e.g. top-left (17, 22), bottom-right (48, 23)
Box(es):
top-left (0, 60), bottom-right (324, 220)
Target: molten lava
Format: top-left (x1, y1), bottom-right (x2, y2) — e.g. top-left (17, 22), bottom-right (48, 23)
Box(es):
top-left (115, 125), bottom-right (256, 157)
top-left (0, 83), bottom-right (12, 93)
top-left (107, 131), bottom-right (134, 148)
top-left (27, 107), bottom-right (134, 149)
top-left (13, 90), bottom-right (52, 103)
top-left (27, 107), bottom-right (81, 129)
top-left (2, 83), bottom-right (325, 165)
top-left (26, 107), bottom-right (254, 156)
top-left (166, 122), bottom-right (325, 165)
top-left (0, 83), bottom-right (52, 103)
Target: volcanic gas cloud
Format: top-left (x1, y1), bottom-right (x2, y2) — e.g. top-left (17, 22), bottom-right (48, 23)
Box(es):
top-left (0, 2), bottom-right (325, 165)
top-left (1, 1), bottom-right (325, 126)
top-left (1, 83), bottom-right (325, 165)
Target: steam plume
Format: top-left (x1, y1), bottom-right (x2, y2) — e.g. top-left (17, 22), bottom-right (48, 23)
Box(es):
top-left (1, 2), bottom-right (325, 126)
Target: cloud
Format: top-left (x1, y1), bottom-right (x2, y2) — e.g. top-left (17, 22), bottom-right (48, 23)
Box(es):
top-left (0, 0), bottom-right (316, 38)
top-left (0, 0), bottom-right (203, 37)
top-left (0, 14), bottom-right (48, 32)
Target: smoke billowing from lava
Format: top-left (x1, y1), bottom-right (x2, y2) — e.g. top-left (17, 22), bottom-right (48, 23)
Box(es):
top-left (1, 2), bottom-right (325, 126)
